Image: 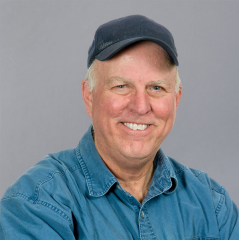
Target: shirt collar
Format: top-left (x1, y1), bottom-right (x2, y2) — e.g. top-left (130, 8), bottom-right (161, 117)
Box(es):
top-left (76, 125), bottom-right (178, 197)
top-left (151, 149), bottom-right (178, 195)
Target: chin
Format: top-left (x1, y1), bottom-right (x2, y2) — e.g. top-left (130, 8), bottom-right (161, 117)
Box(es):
top-left (120, 145), bottom-right (156, 161)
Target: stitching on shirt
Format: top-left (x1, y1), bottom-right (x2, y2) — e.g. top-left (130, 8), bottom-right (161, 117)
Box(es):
top-left (210, 185), bottom-right (224, 195)
top-left (93, 180), bottom-right (117, 197)
top-left (161, 158), bottom-right (170, 177)
top-left (35, 199), bottom-right (73, 229)
top-left (192, 170), bottom-right (205, 177)
top-left (158, 156), bottom-right (170, 183)
top-left (144, 207), bottom-right (157, 239)
top-left (173, 165), bottom-right (227, 220)
top-left (31, 161), bottom-right (81, 202)
top-left (139, 207), bottom-right (157, 239)
top-left (1, 192), bottom-right (31, 201)
top-left (173, 165), bottom-right (188, 175)
top-left (174, 166), bottom-right (205, 178)
top-left (75, 147), bottom-right (94, 195)
top-left (75, 147), bottom-right (117, 197)
top-left (1, 164), bottom-right (78, 201)
top-left (127, 195), bottom-right (140, 213)
top-left (151, 154), bottom-right (173, 194)
top-left (1, 193), bottom-right (73, 230)
top-left (68, 163), bottom-right (81, 173)
top-left (33, 170), bottom-right (65, 202)
top-left (203, 174), bottom-right (225, 219)
top-left (214, 192), bottom-right (225, 217)
top-left (2, 159), bottom-right (83, 232)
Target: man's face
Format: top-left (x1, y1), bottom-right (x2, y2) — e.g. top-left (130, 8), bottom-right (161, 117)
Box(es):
top-left (82, 41), bottom-right (182, 167)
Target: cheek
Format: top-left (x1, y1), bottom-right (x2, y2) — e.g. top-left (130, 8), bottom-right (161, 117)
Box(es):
top-left (153, 97), bottom-right (176, 120)
top-left (99, 94), bottom-right (129, 117)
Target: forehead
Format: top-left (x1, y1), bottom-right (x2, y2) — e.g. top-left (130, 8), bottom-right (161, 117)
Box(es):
top-left (109, 41), bottom-right (170, 66)
top-left (94, 41), bottom-right (176, 83)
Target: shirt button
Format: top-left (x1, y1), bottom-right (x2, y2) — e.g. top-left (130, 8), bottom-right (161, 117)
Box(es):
top-left (141, 211), bottom-right (145, 218)
top-left (117, 185), bottom-right (121, 190)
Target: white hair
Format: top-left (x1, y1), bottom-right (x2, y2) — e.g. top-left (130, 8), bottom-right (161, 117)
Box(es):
top-left (85, 59), bottom-right (181, 93)
top-left (175, 70), bottom-right (181, 93)
top-left (85, 60), bottom-right (97, 92)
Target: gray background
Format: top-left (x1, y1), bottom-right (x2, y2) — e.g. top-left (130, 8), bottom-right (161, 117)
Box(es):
top-left (1, 0), bottom-right (239, 207)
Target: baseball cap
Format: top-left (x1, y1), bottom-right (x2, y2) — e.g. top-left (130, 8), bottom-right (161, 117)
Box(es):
top-left (87, 15), bottom-right (178, 68)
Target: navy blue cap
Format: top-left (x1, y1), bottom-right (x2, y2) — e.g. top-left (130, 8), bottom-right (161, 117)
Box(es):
top-left (87, 15), bottom-right (178, 68)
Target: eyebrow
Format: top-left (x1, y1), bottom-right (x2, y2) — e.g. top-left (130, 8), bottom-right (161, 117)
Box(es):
top-left (147, 79), bottom-right (166, 85)
top-left (106, 77), bottom-right (170, 87)
top-left (106, 77), bottom-right (132, 85)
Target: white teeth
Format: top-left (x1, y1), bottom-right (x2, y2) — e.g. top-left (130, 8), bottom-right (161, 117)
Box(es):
top-left (123, 123), bottom-right (149, 131)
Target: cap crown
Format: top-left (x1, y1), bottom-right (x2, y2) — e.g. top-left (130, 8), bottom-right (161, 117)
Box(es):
top-left (87, 15), bottom-right (178, 68)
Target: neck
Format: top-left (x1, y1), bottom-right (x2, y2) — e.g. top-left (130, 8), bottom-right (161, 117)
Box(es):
top-left (103, 156), bottom-right (154, 203)
top-left (92, 131), bottom-right (155, 203)
top-left (118, 163), bottom-right (154, 203)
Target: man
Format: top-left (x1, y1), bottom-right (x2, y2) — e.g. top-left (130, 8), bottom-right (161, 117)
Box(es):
top-left (0, 15), bottom-right (238, 239)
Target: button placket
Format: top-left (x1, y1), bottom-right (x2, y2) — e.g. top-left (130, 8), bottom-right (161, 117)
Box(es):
top-left (139, 206), bottom-right (157, 239)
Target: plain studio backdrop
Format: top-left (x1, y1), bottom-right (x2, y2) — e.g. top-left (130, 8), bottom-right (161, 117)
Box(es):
top-left (1, 1), bottom-right (239, 207)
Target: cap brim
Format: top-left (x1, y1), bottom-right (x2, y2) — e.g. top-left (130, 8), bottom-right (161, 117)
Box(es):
top-left (95, 37), bottom-right (178, 66)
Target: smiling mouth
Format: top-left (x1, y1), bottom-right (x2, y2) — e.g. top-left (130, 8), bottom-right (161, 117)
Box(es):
top-left (122, 122), bottom-right (150, 131)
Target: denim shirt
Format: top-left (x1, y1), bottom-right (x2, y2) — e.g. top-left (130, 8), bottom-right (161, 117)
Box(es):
top-left (1, 126), bottom-right (239, 240)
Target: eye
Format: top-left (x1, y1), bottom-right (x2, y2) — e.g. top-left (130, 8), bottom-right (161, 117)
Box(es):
top-left (116, 85), bottom-right (126, 89)
top-left (152, 86), bottom-right (161, 91)
top-left (112, 84), bottom-right (131, 95)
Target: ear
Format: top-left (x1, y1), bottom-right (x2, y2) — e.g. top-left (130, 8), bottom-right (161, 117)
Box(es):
top-left (81, 79), bottom-right (93, 117)
top-left (175, 83), bottom-right (182, 109)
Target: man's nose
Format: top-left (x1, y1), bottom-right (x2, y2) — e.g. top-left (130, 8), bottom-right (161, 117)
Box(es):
top-left (128, 90), bottom-right (151, 115)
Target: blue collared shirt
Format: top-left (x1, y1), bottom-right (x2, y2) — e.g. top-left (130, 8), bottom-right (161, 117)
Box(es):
top-left (1, 126), bottom-right (239, 239)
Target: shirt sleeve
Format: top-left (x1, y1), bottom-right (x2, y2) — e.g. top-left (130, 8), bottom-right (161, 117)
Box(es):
top-left (210, 178), bottom-right (239, 240)
top-left (0, 195), bottom-right (75, 240)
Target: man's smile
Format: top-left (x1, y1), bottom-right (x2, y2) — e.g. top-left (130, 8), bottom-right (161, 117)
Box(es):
top-left (122, 122), bottom-right (150, 131)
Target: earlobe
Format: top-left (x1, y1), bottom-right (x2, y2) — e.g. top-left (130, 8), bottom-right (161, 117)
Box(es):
top-left (176, 83), bottom-right (182, 109)
top-left (81, 79), bottom-right (93, 117)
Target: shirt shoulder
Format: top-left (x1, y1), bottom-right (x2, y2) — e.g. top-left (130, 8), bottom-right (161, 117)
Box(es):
top-left (0, 148), bottom-right (84, 239)
top-left (168, 157), bottom-right (239, 239)
top-left (168, 157), bottom-right (224, 207)
top-left (2, 148), bottom-right (83, 201)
